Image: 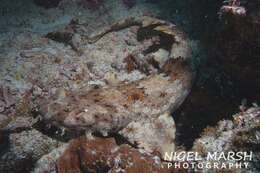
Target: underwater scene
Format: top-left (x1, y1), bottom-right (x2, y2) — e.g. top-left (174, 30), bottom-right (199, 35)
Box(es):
top-left (0, 0), bottom-right (259, 172)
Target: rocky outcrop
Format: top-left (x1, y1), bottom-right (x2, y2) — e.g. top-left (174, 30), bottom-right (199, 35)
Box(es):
top-left (23, 106), bottom-right (260, 173)
top-left (32, 137), bottom-right (188, 173)
top-left (0, 129), bottom-right (62, 173)
top-left (0, 86), bottom-right (16, 117)
top-left (32, 144), bottom-right (69, 173)
top-left (193, 106), bottom-right (260, 173)
top-left (55, 137), bottom-right (185, 173)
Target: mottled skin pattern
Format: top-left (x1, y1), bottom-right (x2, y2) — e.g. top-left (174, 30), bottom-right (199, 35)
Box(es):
top-left (39, 17), bottom-right (194, 157)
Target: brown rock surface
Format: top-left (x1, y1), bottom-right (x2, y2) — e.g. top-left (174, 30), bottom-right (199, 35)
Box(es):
top-left (57, 137), bottom-right (186, 173)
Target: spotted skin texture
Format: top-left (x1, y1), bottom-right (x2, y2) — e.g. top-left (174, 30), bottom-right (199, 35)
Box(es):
top-left (38, 17), bottom-right (194, 157)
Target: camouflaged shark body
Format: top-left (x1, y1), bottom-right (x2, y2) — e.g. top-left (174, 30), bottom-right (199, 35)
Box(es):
top-left (38, 16), bottom-right (194, 157)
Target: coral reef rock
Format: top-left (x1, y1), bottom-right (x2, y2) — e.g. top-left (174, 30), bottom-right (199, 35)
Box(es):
top-left (193, 106), bottom-right (260, 173)
top-left (0, 129), bottom-right (62, 173)
top-left (32, 144), bottom-right (69, 173)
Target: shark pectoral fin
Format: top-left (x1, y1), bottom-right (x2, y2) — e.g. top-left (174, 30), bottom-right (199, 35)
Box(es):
top-left (119, 112), bottom-right (176, 159)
